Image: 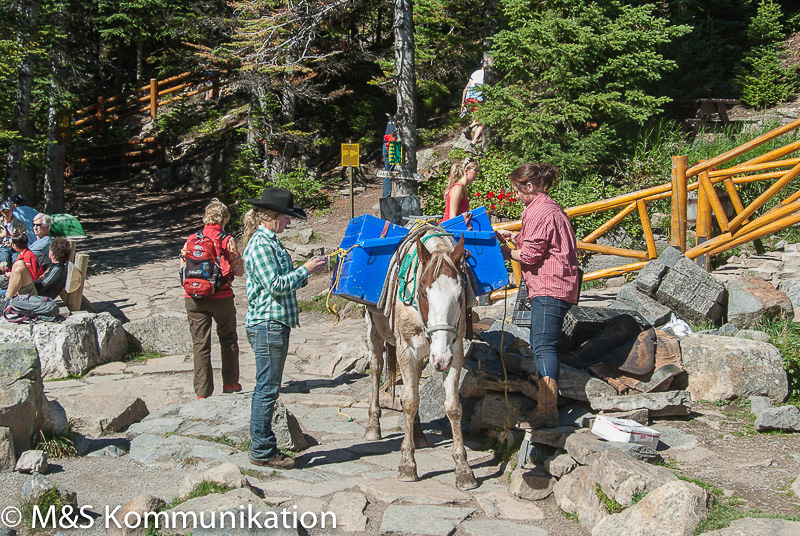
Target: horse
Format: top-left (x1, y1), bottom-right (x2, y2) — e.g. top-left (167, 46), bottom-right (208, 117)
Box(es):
top-left (363, 227), bottom-right (478, 490)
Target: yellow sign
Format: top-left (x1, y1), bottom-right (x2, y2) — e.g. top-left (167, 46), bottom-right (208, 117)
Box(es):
top-left (55, 111), bottom-right (71, 143)
top-left (341, 143), bottom-right (360, 167)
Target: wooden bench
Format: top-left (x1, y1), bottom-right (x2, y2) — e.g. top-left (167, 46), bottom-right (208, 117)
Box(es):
top-left (58, 239), bottom-right (96, 312)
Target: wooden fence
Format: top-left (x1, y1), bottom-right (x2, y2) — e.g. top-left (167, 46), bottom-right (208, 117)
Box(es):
top-left (494, 117), bottom-right (800, 291)
top-left (71, 135), bottom-right (166, 175)
top-left (72, 71), bottom-right (228, 134)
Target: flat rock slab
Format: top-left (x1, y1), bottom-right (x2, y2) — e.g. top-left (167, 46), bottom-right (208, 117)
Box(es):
top-left (326, 491), bottom-right (368, 533)
top-left (358, 478), bottom-right (471, 505)
top-left (258, 476), bottom-right (363, 498)
top-left (474, 491), bottom-right (545, 520)
top-left (653, 427), bottom-right (698, 451)
top-left (702, 517), bottom-right (800, 535)
top-left (379, 505), bottom-right (474, 535)
top-left (460, 519), bottom-right (548, 536)
top-left (589, 390), bottom-right (691, 416)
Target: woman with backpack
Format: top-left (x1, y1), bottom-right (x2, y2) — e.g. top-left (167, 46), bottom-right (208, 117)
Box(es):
top-left (240, 187), bottom-right (326, 469)
top-left (182, 198), bottom-right (244, 399)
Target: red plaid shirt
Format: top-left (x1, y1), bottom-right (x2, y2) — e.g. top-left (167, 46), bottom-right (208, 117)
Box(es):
top-left (517, 194), bottom-right (580, 303)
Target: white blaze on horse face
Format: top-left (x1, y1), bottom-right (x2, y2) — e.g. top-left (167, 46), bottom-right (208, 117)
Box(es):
top-left (425, 273), bottom-right (461, 372)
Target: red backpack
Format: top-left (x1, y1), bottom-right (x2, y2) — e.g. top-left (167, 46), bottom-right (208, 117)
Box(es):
top-left (180, 230), bottom-right (229, 298)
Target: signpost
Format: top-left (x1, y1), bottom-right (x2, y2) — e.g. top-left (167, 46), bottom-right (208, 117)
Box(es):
top-left (341, 143), bottom-right (360, 219)
top-left (55, 111), bottom-right (71, 144)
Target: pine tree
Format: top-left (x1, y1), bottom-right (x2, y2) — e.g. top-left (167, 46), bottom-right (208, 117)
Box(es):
top-left (737, 0), bottom-right (797, 108)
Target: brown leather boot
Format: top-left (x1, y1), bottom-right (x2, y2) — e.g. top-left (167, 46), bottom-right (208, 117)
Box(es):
top-left (518, 377), bottom-right (559, 429)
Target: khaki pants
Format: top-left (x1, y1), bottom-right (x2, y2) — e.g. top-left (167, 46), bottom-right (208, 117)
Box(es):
top-left (185, 296), bottom-right (239, 397)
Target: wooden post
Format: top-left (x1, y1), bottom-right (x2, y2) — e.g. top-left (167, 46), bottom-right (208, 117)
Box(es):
top-left (637, 200), bottom-right (657, 260)
top-left (349, 166), bottom-right (355, 219)
top-left (65, 253), bottom-right (89, 311)
top-left (211, 73), bottom-right (220, 99)
top-left (671, 156), bottom-right (688, 251)
top-left (96, 96), bottom-right (105, 133)
top-left (696, 177), bottom-right (712, 270)
top-left (150, 78), bottom-right (158, 120)
top-left (156, 133), bottom-right (166, 167)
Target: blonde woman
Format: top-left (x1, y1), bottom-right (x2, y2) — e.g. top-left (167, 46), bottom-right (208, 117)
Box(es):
top-left (183, 198), bottom-right (244, 399)
top-left (444, 157), bottom-right (479, 221)
top-left (241, 187), bottom-right (325, 469)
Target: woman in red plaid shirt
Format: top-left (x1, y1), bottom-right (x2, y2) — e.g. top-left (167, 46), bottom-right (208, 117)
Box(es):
top-left (497, 163), bottom-right (580, 429)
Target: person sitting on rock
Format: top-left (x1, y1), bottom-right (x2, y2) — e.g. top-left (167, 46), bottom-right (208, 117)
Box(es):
top-left (0, 231), bottom-right (43, 298)
top-left (35, 237), bottom-right (70, 300)
top-left (10, 194), bottom-right (38, 244)
top-left (0, 199), bottom-right (27, 270)
top-left (30, 213), bottom-right (52, 267)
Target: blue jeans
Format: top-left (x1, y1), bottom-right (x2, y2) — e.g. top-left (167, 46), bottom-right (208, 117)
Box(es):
top-left (0, 246), bottom-right (11, 267)
top-left (247, 320), bottom-right (290, 462)
top-left (529, 296), bottom-right (571, 382)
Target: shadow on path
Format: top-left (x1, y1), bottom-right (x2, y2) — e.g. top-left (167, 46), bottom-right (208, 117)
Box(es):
top-left (67, 176), bottom-right (214, 275)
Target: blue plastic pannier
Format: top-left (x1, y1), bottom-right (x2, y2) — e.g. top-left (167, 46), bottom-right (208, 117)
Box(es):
top-left (331, 215), bottom-right (409, 305)
top-left (441, 206), bottom-right (509, 296)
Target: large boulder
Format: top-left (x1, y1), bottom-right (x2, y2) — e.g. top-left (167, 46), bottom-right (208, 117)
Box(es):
top-left (0, 312), bottom-right (127, 379)
top-left (702, 518), bottom-right (800, 536)
top-left (725, 277), bottom-right (793, 328)
top-left (655, 257), bottom-right (727, 324)
top-left (0, 426), bottom-right (16, 471)
top-left (553, 466), bottom-right (608, 532)
top-left (591, 448), bottom-right (677, 506)
top-left (0, 344), bottom-right (46, 454)
top-left (591, 480), bottom-right (710, 536)
top-left (680, 334), bottom-right (788, 402)
top-left (616, 284), bottom-right (672, 326)
top-left (124, 312), bottom-right (193, 355)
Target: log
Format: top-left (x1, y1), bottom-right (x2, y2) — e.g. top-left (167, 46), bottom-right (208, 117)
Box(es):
top-left (65, 253), bottom-right (89, 311)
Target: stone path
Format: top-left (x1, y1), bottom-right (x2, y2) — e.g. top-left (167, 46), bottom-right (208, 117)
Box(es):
top-left (31, 257), bottom-right (588, 535)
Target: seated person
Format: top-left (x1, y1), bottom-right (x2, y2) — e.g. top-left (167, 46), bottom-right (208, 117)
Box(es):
top-left (35, 237), bottom-right (69, 299)
top-left (29, 213), bottom-right (52, 267)
top-left (11, 194), bottom-right (38, 244)
top-left (1, 231), bottom-right (43, 298)
top-left (0, 200), bottom-right (26, 269)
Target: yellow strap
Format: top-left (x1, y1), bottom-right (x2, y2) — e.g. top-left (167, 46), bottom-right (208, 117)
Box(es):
top-left (337, 399), bottom-right (357, 422)
top-left (324, 245), bottom-right (362, 325)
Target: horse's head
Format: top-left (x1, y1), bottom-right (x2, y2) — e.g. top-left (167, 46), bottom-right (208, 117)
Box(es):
top-left (416, 235), bottom-right (466, 372)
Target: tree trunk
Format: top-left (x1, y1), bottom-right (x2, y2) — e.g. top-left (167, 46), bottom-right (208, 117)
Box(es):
top-left (136, 39), bottom-right (144, 84)
top-left (5, 0), bottom-right (40, 201)
top-left (43, 106), bottom-right (65, 213)
top-left (393, 0), bottom-right (417, 197)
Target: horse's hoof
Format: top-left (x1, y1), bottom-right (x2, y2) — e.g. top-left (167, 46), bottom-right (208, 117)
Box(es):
top-left (397, 470), bottom-right (419, 482)
top-left (456, 472), bottom-right (478, 491)
top-left (365, 428), bottom-right (382, 441)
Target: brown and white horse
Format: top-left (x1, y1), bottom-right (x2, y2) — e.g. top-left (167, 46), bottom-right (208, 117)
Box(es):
top-left (364, 229), bottom-right (477, 490)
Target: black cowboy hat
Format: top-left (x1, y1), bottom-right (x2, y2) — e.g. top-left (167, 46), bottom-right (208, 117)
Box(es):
top-left (244, 187), bottom-right (308, 220)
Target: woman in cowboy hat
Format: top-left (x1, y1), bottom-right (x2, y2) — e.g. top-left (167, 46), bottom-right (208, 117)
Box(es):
top-left (240, 186), bottom-right (326, 469)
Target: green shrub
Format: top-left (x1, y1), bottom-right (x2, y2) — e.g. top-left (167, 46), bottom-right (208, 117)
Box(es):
top-left (756, 316), bottom-right (800, 402)
top-left (737, 0), bottom-right (798, 108)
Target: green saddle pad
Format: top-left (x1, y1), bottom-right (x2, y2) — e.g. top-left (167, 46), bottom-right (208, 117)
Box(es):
top-left (50, 213), bottom-right (86, 237)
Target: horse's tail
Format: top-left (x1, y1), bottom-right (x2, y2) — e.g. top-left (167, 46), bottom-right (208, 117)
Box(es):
top-left (387, 343), bottom-right (397, 401)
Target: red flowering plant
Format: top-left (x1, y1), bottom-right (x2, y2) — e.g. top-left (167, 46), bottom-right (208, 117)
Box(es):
top-left (419, 149), bottom-right (522, 219)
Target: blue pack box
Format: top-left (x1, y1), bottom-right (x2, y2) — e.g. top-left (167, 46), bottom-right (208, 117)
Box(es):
top-left (441, 206), bottom-right (509, 296)
top-left (331, 215), bottom-right (409, 305)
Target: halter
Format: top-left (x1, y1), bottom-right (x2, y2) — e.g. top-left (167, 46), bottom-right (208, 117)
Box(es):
top-left (415, 240), bottom-right (467, 346)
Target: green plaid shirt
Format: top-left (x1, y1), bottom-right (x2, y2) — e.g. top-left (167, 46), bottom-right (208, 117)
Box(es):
top-left (243, 226), bottom-right (309, 328)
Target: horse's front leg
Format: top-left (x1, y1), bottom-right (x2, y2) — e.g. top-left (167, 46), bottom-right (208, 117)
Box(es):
top-left (398, 345), bottom-right (423, 482)
top-left (445, 340), bottom-right (477, 490)
top-left (364, 312), bottom-right (384, 441)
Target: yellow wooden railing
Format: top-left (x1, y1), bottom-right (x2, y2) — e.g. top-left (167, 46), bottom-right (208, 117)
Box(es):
top-left (493, 117), bottom-right (800, 299)
top-left (72, 71), bottom-right (229, 134)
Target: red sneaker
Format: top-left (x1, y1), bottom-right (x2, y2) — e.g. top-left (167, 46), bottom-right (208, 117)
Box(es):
top-left (223, 383), bottom-right (242, 393)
